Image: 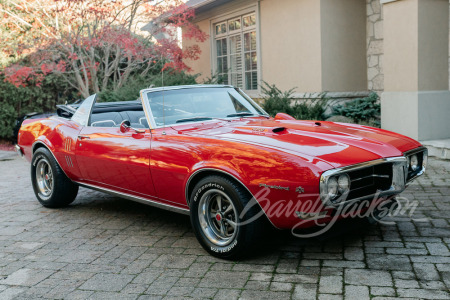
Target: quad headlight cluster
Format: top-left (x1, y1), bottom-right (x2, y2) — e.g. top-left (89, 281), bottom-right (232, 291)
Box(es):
top-left (406, 154), bottom-right (419, 171)
top-left (319, 147), bottom-right (427, 208)
top-left (322, 173), bottom-right (350, 205)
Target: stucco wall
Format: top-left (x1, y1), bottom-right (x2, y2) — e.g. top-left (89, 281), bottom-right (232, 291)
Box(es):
top-left (368, 0), bottom-right (450, 92)
top-left (182, 19), bottom-right (211, 83)
top-left (321, 0), bottom-right (367, 92)
top-left (260, 0), bottom-right (322, 92)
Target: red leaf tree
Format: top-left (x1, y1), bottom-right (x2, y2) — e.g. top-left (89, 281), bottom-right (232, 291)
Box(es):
top-left (1, 0), bottom-right (207, 98)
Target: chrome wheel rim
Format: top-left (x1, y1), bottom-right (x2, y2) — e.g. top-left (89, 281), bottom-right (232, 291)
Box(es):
top-left (198, 189), bottom-right (238, 247)
top-left (35, 158), bottom-right (53, 199)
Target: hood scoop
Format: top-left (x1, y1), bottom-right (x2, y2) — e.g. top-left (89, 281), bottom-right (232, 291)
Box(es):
top-left (272, 127), bottom-right (287, 133)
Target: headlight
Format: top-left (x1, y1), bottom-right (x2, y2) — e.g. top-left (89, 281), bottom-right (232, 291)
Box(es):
top-left (337, 174), bottom-right (350, 193)
top-left (327, 177), bottom-right (338, 199)
top-left (410, 154), bottom-right (418, 171)
top-left (422, 151), bottom-right (428, 170)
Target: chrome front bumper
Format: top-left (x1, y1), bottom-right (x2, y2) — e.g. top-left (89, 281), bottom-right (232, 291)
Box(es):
top-left (15, 144), bottom-right (24, 158)
top-left (319, 147), bottom-right (428, 208)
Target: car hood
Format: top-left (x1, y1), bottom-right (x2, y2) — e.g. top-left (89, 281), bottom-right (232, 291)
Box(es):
top-left (174, 118), bottom-right (422, 169)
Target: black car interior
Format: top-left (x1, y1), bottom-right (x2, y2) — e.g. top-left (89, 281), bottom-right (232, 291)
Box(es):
top-left (88, 101), bottom-right (149, 128)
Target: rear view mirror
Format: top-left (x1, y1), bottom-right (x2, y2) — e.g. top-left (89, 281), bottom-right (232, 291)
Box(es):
top-left (120, 120), bottom-right (131, 133)
top-left (120, 120), bottom-right (145, 134)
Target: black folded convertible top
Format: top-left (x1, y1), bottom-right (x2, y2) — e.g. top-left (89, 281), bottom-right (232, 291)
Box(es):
top-left (56, 99), bottom-right (142, 118)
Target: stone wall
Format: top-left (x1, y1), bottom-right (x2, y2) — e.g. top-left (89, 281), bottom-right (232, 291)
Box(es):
top-left (366, 0), bottom-right (384, 93)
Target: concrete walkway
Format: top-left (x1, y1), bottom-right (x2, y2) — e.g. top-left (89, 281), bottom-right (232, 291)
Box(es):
top-left (422, 139), bottom-right (450, 160)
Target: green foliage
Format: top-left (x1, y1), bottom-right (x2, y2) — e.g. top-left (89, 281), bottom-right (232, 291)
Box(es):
top-left (97, 69), bottom-right (198, 102)
top-left (0, 73), bottom-right (77, 140)
top-left (261, 82), bottom-right (326, 121)
top-left (0, 102), bottom-right (16, 139)
top-left (202, 72), bottom-right (227, 85)
top-left (333, 92), bottom-right (380, 127)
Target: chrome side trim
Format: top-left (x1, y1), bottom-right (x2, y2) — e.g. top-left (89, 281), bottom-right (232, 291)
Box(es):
top-left (75, 182), bottom-right (190, 215)
top-left (184, 168), bottom-right (279, 229)
top-left (321, 156), bottom-right (406, 178)
top-left (404, 146), bottom-right (428, 156)
top-left (140, 90), bottom-right (156, 129)
top-left (140, 84), bottom-right (234, 94)
top-left (32, 141), bottom-right (71, 179)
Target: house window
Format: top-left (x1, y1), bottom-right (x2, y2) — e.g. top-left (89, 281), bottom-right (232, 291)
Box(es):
top-left (213, 13), bottom-right (258, 90)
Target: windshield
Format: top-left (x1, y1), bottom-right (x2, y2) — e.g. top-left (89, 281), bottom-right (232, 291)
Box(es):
top-left (146, 87), bottom-right (267, 127)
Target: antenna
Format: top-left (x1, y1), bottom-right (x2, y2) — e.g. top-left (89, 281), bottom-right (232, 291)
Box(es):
top-left (161, 55), bottom-right (166, 135)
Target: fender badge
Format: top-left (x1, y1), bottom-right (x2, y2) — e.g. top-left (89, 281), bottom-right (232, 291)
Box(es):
top-left (259, 183), bottom-right (289, 191)
top-left (295, 186), bottom-right (305, 194)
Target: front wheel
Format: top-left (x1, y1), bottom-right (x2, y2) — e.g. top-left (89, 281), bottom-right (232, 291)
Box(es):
top-left (31, 147), bottom-right (78, 208)
top-left (190, 175), bottom-right (265, 259)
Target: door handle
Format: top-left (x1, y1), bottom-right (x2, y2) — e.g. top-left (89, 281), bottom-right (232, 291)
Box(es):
top-left (77, 135), bottom-right (90, 141)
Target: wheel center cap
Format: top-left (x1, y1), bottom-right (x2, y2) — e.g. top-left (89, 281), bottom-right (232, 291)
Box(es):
top-left (215, 213), bottom-right (222, 221)
top-left (45, 174), bottom-right (49, 180)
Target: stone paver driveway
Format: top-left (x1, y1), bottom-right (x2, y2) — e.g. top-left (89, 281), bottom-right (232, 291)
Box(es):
top-left (0, 151), bottom-right (449, 299)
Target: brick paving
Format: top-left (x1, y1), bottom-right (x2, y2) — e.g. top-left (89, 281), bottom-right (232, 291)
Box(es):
top-left (0, 151), bottom-right (449, 299)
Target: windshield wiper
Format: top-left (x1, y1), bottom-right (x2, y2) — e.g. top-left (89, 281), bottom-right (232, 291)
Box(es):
top-left (226, 112), bottom-right (258, 118)
top-left (175, 117), bottom-right (213, 123)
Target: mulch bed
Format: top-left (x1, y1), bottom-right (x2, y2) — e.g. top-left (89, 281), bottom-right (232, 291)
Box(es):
top-left (0, 141), bottom-right (14, 151)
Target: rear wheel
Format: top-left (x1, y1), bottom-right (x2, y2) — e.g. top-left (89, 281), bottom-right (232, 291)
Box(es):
top-left (31, 147), bottom-right (78, 208)
top-left (190, 175), bottom-right (265, 259)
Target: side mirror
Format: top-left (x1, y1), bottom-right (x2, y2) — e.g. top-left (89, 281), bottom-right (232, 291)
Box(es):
top-left (120, 120), bottom-right (145, 134)
top-left (274, 113), bottom-right (296, 121)
top-left (120, 120), bottom-right (131, 133)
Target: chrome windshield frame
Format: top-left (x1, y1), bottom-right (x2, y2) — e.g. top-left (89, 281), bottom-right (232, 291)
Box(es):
top-left (139, 85), bottom-right (269, 130)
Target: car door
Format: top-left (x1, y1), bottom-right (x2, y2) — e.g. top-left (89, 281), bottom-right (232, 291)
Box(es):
top-left (73, 95), bottom-right (156, 197)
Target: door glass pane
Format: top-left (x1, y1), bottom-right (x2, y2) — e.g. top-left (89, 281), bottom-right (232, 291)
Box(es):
top-left (243, 14), bottom-right (256, 27)
top-left (245, 53), bottom-right (251, 71)
top-left (216, 23), bottom-right (227, 35)
top-left (220, 74), bottom-right (229, 84)
top-left (245, 72), bottom-right (251, 90)
top-left (243, 32), bottom-right (256, 51)
top-left (221, 39), bottom-right (227, 55)
top-left (251, 52), bottom-right (257, 70)
top-left (230, 54), bottom-right (240, 73)
top-left (229, 18), bottom-right (241, 31)
top-left (250, 31), bottom-right (256, 50)
top-left (230, 73), bottom-right (243, 88)
top-left (229, 35), bottom-right (241, 54)
top-left (244, 32), bottom-right (251, 52)
top-left (216, 40), bottom-right (222, 56)
top-left (251, 71), bottom-right (258, 90)
top-left (217, 57), bottom-right (223, 73)
top-left (222, 57), bottom-right (228, 72)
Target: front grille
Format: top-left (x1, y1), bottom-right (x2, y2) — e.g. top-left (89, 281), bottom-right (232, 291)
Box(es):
top-left (346, 162), bottom-right (393, 201)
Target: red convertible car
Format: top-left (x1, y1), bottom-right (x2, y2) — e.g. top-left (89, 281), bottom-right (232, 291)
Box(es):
top-left (16, 85), bottom-right (427, 258)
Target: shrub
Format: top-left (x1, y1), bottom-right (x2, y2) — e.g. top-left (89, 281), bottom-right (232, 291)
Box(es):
top-left (333, 92), bottom-right (380, 127)
top-left (0, 102), bottom-right (16, 139)
top-left (97, 69), bottom-right (198, 102)
top-left (0, 73), bottom-right (77, 140)
top-left (0, 66), bottom-right (197, 139)
top-left (261, 82), bottom-right (326, 121)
